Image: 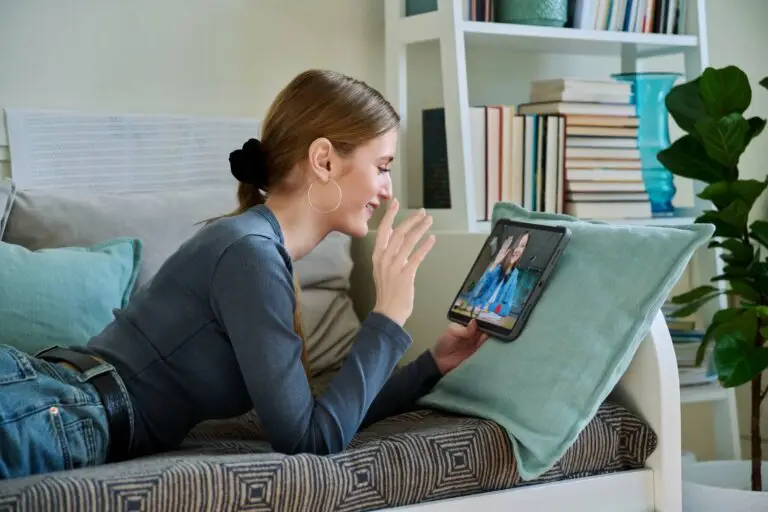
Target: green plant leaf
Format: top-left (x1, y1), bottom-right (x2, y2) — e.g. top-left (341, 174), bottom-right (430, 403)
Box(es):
top-left (730, 279), bottom-right (762, 302)
top-left (696, 200), bottom-right (750, 238)
top-left (670, 285), bottom-right (720, 304)
top-left (698, 179), bottom-right (768, 210)
top-left (695, 113), bottom-right (750, 167)
top-left (711, 273), bottom-right (737, 281)
top-left (719, 239), bottom-right (755, 266)
top-left (746, 260), bottom-right (768, 280)
top-left (761, 326), bottom-right (768, 340)
top-left (749, 220), bottom-right (768, 249)
top-left (658, 135), bottom-right (733, 183)
top-left (715, 263), bottom-right (751, 281)
top-left (699, 66), bottom-right (752, 118)
top-left (713, 310), bottom-right (768, 387)
top-left (697, 307), bottom-right (745, 366)
top-left (746, 117), bottom-right (767, 143)
top-left (668, 293), bottom-right (722, 317)
top-left (760, 77), bottom-right (768, 90)
top-left (748, 305), bottom-right (768, 318)
top-left (666, 77), bottom-right (707, 133)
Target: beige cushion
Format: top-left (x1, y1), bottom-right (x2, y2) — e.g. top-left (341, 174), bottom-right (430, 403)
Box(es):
top-left (4, 186), bottom-right (359, 376)
top-left (5, 187), bottom-right (239, 288)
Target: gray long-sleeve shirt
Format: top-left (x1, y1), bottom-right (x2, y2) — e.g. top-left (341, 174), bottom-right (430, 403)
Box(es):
top-left (88, 204), bottom-right (442, 457)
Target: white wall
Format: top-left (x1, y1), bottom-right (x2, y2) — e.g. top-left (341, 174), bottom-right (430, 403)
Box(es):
top-left (0, 0), bottom-right (386, 176)
top-left (1, 0), bottom-right (767, 461)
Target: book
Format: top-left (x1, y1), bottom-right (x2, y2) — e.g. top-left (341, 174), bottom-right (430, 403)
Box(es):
top-left (565, 200), bottom-right (651, 219)
top-left (566, 115), bottom-right (639, 127)
top-left (518, 101), bottom-right (636, 117)
top-left (422, 108), bottom-right (451, 209)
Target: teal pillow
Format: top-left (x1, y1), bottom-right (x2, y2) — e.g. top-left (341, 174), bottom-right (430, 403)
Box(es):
top-left (0, 238), bottom-right (142, 354)
top-left (418, 202), bottom-right (714, 480)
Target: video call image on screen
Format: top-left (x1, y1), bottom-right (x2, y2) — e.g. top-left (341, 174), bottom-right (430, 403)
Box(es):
top-left (450, 225), bottom-right (563, 330)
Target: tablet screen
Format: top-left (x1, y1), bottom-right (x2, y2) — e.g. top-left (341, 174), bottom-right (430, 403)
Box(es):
top-left (449, 221), bottom-right (567, 334)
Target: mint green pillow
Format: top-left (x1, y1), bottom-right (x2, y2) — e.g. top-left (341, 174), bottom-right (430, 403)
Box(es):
top-left (0, 238), bottom-right (142, 354)
top-left (418, 203), bottom-right (714, 480)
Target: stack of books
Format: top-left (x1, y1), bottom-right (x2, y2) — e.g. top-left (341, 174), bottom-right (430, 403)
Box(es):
top-left (571, 0), bottom-right (689, 34)
top-left (420, 78), bottom-right (653, 221)
top-left (421, 104), bottom-right (567, 220)
top-left (468, 105), bottom-right (565, 221)
top-left (518, 78), bottom-right (650, 220)
top-left (661, 302), bottom-right (717, 387)
top-left (421, 79), bottom-right (663, 221)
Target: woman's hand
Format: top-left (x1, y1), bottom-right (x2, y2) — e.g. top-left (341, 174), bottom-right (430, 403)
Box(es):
top-left (430, 320), bottom-right (488, 375)
top-left (372, 199), bottom-right (435, 326)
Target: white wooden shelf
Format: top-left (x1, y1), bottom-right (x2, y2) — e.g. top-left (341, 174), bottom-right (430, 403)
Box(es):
top-left (396, 11), bottom-right (699, 56)
top-left (385, 0), bottom-right (740, 461)
top-left (681, 383), bottom-right (730, 405)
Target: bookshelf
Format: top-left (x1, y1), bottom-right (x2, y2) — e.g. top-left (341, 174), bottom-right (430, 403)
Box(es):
top-left (385, 0), bottom-right (741, 461)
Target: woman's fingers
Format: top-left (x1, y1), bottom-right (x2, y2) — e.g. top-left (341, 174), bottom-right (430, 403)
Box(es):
top-left (373, 199), bottom-right (399, 262)
top-left (403, 233), bottom-right (435, 276)
top-left (447, 320), bottom-right (470, 337)
top-left (382, 208), bottom-right (428, 264)
top-left (395, 214), bottom-right (433, 267)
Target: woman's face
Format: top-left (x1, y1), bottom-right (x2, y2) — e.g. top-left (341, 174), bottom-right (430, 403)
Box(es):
top-left (309, 129), bottom-right (397, 238)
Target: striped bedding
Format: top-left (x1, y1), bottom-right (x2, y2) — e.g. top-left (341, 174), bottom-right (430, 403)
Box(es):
top-left (0, 400), bottom-right (656, 512)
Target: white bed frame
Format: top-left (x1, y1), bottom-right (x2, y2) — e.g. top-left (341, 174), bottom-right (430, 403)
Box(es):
top-left (350, 231), bottom-right (682, 512)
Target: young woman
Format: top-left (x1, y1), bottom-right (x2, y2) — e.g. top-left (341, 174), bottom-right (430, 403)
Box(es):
top-left (0, 69), bottom-right (487, 479)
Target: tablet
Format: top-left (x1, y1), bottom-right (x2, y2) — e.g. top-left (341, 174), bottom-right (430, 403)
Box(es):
top-left (447, 218), bottom-right (571, 341)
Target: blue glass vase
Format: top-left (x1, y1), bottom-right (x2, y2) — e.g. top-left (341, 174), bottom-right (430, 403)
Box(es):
top-left (612, 72), bottom-right (680, 216)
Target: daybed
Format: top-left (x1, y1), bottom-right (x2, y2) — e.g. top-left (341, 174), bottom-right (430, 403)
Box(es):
top-left (0, 109), bottom-right (681, 510)
top-left (0, 184), bottom-right (681, 512)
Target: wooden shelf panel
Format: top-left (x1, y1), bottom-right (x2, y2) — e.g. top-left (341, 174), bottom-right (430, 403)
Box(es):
top-left (396, 12), bottom-right (698, 56)
top-left (462, 21), bottom-right (698, 55)
top-left (681, 382), bottom-right (730, 405)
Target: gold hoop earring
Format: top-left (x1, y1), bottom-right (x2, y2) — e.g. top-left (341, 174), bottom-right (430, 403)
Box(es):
top-left (307, 179), bottom-right (342, 214)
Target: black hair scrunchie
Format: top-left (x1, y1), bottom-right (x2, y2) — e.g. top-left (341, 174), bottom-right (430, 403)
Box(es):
top-left (229, 138), bottom-right (269, 188)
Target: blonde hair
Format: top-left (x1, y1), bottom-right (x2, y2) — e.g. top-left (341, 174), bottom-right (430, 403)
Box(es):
top-left (219, 69), bottom-right (400, 378)
top-left (502, 232), bottom-right (530, 274)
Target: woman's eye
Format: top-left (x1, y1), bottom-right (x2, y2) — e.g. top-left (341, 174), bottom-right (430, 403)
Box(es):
top-left (377, 167), bottom-right (390, 175)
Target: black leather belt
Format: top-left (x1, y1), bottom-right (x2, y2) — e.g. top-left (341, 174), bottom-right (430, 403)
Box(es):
top-left (37, 346), bottom-right (133, 463)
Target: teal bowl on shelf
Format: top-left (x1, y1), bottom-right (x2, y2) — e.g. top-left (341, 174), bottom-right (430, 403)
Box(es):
top-left (495, 0), bottom-right (568, 27)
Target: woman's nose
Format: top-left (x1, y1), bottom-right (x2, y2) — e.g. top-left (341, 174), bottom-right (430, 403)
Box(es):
top-left (380, 174), bottom-right (393, 200)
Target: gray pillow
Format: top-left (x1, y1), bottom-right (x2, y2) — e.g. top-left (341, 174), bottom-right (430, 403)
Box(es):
top-left (4, 187), bottom-right (239, 289)
top-left (3, 187), bottom-right (359, 376)
top-left (0, 178), bottom-right (15, 238)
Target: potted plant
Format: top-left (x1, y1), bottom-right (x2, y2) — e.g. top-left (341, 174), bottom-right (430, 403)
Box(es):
top-left (659, 65), bottom-right (768, 509)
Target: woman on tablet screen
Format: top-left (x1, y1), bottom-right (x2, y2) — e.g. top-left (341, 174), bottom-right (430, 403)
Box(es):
top-left (466, 236), bottom-right (514, 312)
top-left (485, 232), bottom-right (530, 317)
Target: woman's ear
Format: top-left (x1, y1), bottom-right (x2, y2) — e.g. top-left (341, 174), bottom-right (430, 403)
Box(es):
top-left (307, 137), bottom-right (334, 182)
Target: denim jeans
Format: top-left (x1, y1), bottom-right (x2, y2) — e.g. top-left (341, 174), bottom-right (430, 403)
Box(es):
top-left (0, 344), bottom-right (123, 479)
